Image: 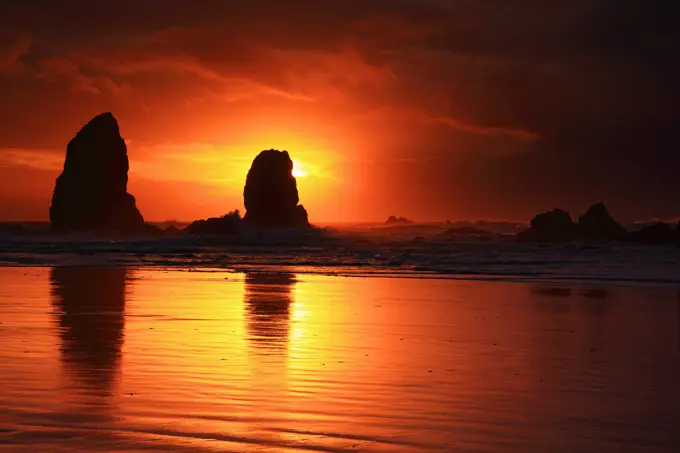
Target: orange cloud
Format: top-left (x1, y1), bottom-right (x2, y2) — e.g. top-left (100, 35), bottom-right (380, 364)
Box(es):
top-left (428, 116), bottom-right (540, 143)
top-left (32, 22), bottom-right (399, 106)
top-left (271, 47), bottom-right (396, 93)
top-left (41, 49), bottom-right (315, 103)
top-left (40, 56), bottom-right (132, 96)
top-left (0, 147), bottom-right (63, 171)
top-left (350, 106), bottom-right (539, 144)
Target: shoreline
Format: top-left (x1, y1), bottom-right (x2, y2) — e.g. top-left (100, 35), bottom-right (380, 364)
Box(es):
top-left (0, 231), bottom-right (677, 289)
top-left (3, 263), bottom-right (680, 289)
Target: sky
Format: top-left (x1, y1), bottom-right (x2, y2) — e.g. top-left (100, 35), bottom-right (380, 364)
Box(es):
top-left (0, 0), bottom-right (678, 223)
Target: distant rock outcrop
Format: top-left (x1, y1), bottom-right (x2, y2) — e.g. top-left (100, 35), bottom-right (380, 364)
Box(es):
top-left (0, 223), bottom-right (25, 235)
top-left (243, 150), bottom-right (309, 228)
top-left (517, 209), bottom-right (575, 241)
top-left (577, 202), bottom-right (627, 241)
top-left (517, 202), bottom-right (680, 245)
top-left (186, 210), bottom-right (242, 235)
top-left (384, 216), bottom-right (414, 226)
top-left (629, 222), bottom-right (676, 245)
top-left (50, 113), bottom-right (145, 233)
top-left (517, 202), bottom-right (635, 242)
top-left (163, 225), bottom-right (183, 236)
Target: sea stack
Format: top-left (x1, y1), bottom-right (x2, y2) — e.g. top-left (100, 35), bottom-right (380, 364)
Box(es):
top-left (577, 202), bottom-right (627, 241)
top-left (49, 113), bottom-right (145, 233)
top-left (384, 216), bottom-right (414, 226)
top-left (629, 222), bottom-right (676, 245)
top-left (243, 149), bottom-right (309, 228)
top-left (517, 208), bottom-right (576, 241)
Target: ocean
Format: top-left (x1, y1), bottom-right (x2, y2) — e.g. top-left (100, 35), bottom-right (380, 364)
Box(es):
top-left (0, 225), bottom-right (679, 287)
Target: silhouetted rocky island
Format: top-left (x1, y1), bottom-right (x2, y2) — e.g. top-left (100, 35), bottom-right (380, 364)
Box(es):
top-left (577, 202), bottom-right (627, 241)
top-left (163, 225), bottom-right (183, 236)
top-left (186, 210), bottom-right (242, 235)
top-left (186, 150), bottom-right (310, 234)
top-left (50, 113), bottom-right (146, 233)
top-left (0, 223), bottom-right (26, 235)
top-left (629, 222), bottom-right (677, 245)
top-left (384, 216), bottom-right (414, 226)
top-left (243, 150), bottom-right (309, 228)
top-left (518, 202), bottom-right (679, 244)
top-left (517, 209), bottom-right (575, 242)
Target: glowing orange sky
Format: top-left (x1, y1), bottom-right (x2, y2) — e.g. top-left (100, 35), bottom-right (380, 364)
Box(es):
top-left (0, 1), bottom-right (678, 223)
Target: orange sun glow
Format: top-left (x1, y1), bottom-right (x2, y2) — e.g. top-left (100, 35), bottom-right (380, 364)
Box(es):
top-left (292, 160), bottom-right (308, 178)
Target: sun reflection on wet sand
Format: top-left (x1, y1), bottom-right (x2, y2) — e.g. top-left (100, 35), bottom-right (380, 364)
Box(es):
top-left (0, 268), bottom-right (679, 452)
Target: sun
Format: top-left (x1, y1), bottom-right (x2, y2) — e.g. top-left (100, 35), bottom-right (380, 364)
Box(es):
top-left (292, 160), bottom-right (308, 178)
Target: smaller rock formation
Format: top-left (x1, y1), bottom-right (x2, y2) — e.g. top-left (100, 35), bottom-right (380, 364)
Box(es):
top-left (518, 202), bottom-right (680, 245)
top-left (50, 113), bottom-right (145, 233)
top-left (141, 224), bottom-right (163, 235)
top-left (243, 150), bottom-right (309, 228)
top-left (384, 216), bottom-right (414, 226)
top-left (517, 209), bottom-right (575, 241)
top-left (0, 223), bottom-right (25, 236)
top-left (629, 222), bottom-right (676, 245)
top-left (577, 202), bottom-right (627, 241)
top-left (186, 210), bottom-right (242, 235)
top-left (163, 225), bottom-right (183, 236)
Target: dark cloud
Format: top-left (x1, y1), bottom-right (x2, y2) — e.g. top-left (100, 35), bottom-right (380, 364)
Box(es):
top-left (0, 28), bottom-right (31, 73)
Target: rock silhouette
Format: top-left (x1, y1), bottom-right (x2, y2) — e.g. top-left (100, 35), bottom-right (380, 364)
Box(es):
top-left (385, 216), bottom-right (414, 225)
top-left (577, 202), bottom-right (627, 241)
top-left (517, 209), bottom-right (575, 241)
top-left (186, 210), bottom-right (242, 235)
top-left (0, 223), bottom-right (25, 235)
top-left (629, 222), bottom-right (676, 245)
top-left (517, 203), bottom-right (633, 242)
top-left (50, 113), bottom-right (145, 233)
top-left (163, 225), bottom-right (183, 236)
top-left (243, 150), bottom-right (309, 228)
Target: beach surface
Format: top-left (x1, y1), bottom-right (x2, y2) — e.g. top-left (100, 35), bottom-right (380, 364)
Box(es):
top-left (1, 267), bottom-right (679, 452)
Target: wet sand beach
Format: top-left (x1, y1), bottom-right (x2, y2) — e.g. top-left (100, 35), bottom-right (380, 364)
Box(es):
top-left (1, 267), bottom-right (679, 452)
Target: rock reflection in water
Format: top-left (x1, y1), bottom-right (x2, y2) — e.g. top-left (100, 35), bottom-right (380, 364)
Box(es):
top-left (243, 272), bottom-right (295, 355)
top-left (50, 267), bottom-right (128, 396)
